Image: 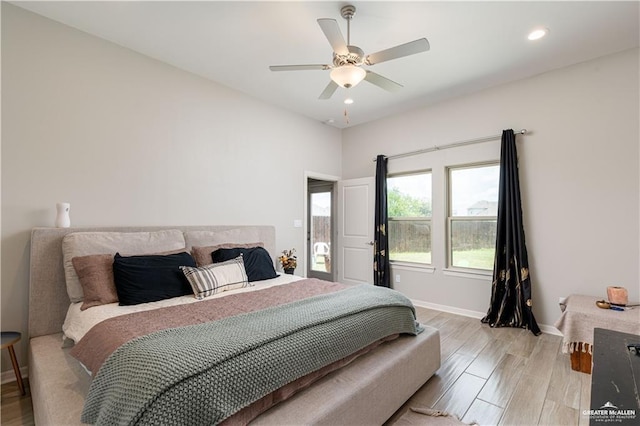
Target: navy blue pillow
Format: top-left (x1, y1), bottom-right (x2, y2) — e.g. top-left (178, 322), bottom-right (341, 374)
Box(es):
top-left (113, 251), bottom-right (196, 306)
top-left (211, 247), bottom-right (277, 282)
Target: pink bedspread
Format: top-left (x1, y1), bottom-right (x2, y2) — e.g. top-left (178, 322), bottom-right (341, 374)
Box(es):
top-left (71, 279), bottom-right (347, 374)
top-left (72, 279), bottom-right (411, 424)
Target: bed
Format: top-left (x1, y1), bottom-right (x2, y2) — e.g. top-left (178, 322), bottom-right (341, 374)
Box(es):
top-left (28, 225), bottom-right (441, 425)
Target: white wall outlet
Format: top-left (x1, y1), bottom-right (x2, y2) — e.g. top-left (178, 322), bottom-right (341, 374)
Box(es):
top-left (293, 219), bottom-right (302, 228)
top-left (395, 274), bottom-right (401, 283)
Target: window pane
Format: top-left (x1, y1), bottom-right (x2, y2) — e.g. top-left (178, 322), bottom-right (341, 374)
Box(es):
top-left (389, 220), bottom-right (431, 264)
top-left (387, 173), bottom-right (432, 218)
top-left (387, 172), bottom-right (432, 265)
top-left (311, 192), bottom-right (331, 273)
top-left (450, 219), bottom-right (496, 270)
top-left (450, 165), bottom-right (499, 217)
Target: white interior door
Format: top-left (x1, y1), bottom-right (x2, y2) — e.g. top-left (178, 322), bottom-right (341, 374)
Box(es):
top-left (337, 177), bottom-right (375, 286)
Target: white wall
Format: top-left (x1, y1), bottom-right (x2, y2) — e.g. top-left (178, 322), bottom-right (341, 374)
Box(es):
top-left (1, 4), bottom-right (342, 371)
top-left (342, 48), bottom-right (640, 330)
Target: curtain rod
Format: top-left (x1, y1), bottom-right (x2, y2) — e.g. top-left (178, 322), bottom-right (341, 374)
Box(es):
top-left (373, 129), bottom-right (527, 162)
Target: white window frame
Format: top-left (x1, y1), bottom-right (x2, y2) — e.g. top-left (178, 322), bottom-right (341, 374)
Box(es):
top-left (445, 162), bottom-right (499, 274)
top-left (387, 170), bottom-right (432, 267)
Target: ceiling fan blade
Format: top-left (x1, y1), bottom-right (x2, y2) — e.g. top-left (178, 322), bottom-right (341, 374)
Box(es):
top-left (317, 18), bottom-right (349, 55)
top-left (269, 64), bottom-right (330, 71)
top-left (318, 81), bottom-right (339, 100)
top-left (365, 38), bottom-right (430, 65)
top-left (364, 71), bottom-right (403, 92)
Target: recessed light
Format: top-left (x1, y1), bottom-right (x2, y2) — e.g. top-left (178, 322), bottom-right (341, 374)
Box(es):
top-left (344, 98), bottom-right (354, 105)
top-left (528, 28), bottom-right (549, 41)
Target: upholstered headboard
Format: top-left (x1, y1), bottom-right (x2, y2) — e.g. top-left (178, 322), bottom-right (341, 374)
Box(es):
top-left (28, 225), bottom-right (276, 338)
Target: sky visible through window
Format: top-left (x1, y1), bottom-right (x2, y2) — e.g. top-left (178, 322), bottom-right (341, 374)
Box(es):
top-left (451, 165), bottom-right (499, 216)
top-left (311, 192), bottom-right (331, 216)
top-left (388, 173), bottom-right (432, 203)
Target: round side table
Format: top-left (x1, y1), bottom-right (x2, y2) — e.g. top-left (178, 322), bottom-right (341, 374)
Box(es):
top-left (1, 331), bottom-right (25, 395)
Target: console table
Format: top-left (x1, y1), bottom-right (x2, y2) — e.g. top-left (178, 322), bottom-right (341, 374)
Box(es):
top-left (554, 294), bottom-right (640, 373)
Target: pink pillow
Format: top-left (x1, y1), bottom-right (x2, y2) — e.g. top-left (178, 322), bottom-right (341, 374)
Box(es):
top-left (72, 254), bottom-right (117, 311)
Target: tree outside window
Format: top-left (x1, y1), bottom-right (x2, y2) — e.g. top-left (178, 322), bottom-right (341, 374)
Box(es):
top-left (387, 172), bottom-right (432, 264)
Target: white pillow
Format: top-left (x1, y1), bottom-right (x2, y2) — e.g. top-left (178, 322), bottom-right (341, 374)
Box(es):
top-left (180, 256), bottom-right (250, 299)
top-left (62, 230), bottom-right (186, 303)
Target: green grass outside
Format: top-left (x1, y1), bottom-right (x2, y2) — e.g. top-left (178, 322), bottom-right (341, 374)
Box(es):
top-left (390, 248), bottom-right (494, 270)
top-left (452, 248), bottom-right (494, 270)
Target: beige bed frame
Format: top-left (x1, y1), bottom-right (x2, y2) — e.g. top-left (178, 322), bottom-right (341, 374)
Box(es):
top-left (28, 226), bottom-right (441, 425)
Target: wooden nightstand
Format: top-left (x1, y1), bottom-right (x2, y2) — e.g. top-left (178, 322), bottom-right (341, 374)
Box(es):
top-left (1, 332), bottom-right (25, 395)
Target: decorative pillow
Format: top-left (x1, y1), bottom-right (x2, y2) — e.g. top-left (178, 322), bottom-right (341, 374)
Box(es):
top-left (72, 254), bottom-right (118, 311)
top-left (181, 256), bottom-right (250, 300)
top-left (211, 247), bottom-right (277, 282)
top-left (62, 230), bottom-right (186, 303)
top-left (71, 248), bottom-right (187, 310)
top-left (191, 242), bottom-right (264, 267)
top-left (113, 251), bottom-right (196, 306)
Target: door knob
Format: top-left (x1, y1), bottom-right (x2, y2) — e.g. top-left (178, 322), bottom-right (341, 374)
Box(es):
top-left (367, 241), bottom-right (374, 246)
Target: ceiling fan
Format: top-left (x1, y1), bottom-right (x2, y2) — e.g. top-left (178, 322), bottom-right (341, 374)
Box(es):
top-left (269, 4), bottom-right (430, 100)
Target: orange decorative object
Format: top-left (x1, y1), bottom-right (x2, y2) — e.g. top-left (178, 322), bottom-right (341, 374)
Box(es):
top-left (607, 286), bottom-right (628, 306)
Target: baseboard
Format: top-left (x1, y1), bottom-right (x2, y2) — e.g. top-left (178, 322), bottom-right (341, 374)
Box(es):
top-left (410, 298), bottom-right (562, 336)
top-left (537, 323), bottom-right (562, 336)
top-left (1, 365), bottom-right (28, 385)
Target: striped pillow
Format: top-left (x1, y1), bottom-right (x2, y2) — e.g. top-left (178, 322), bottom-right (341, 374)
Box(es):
top-left (180, 256), bottom-right (250, 300)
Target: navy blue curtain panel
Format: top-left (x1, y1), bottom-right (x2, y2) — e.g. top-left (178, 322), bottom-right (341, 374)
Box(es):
top-left (374, 155), bottom-right (390, 287)
top-left (481, 130), bottom-right (541, 335)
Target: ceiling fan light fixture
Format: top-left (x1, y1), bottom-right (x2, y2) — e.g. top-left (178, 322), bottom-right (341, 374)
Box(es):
top-left (330, 65), bottom-right (366, 88)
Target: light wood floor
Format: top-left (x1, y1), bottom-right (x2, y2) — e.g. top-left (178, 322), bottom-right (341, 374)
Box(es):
top-left (1, 379), bottom-right (33, 426)
top-left (0, 307), bottom-right (589, 426)
top-left (386, 306), bottom-right (591, 426)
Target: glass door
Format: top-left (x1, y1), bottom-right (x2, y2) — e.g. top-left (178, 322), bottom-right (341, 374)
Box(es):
top-left (308, 179), bottom-right (334, 281)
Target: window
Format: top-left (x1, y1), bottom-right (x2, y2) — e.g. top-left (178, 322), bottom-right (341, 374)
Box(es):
top-left (448, 163), bottom-right (499, 271)
top-left (387, 172), bottom-right (432, 264)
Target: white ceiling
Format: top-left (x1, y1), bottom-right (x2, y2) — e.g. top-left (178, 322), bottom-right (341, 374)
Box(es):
top-left (12, 1), bottom-right (640, 128)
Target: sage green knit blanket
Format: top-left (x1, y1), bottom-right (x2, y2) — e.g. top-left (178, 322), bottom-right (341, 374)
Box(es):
top-left (81, 285), bottom-right (419, 425)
